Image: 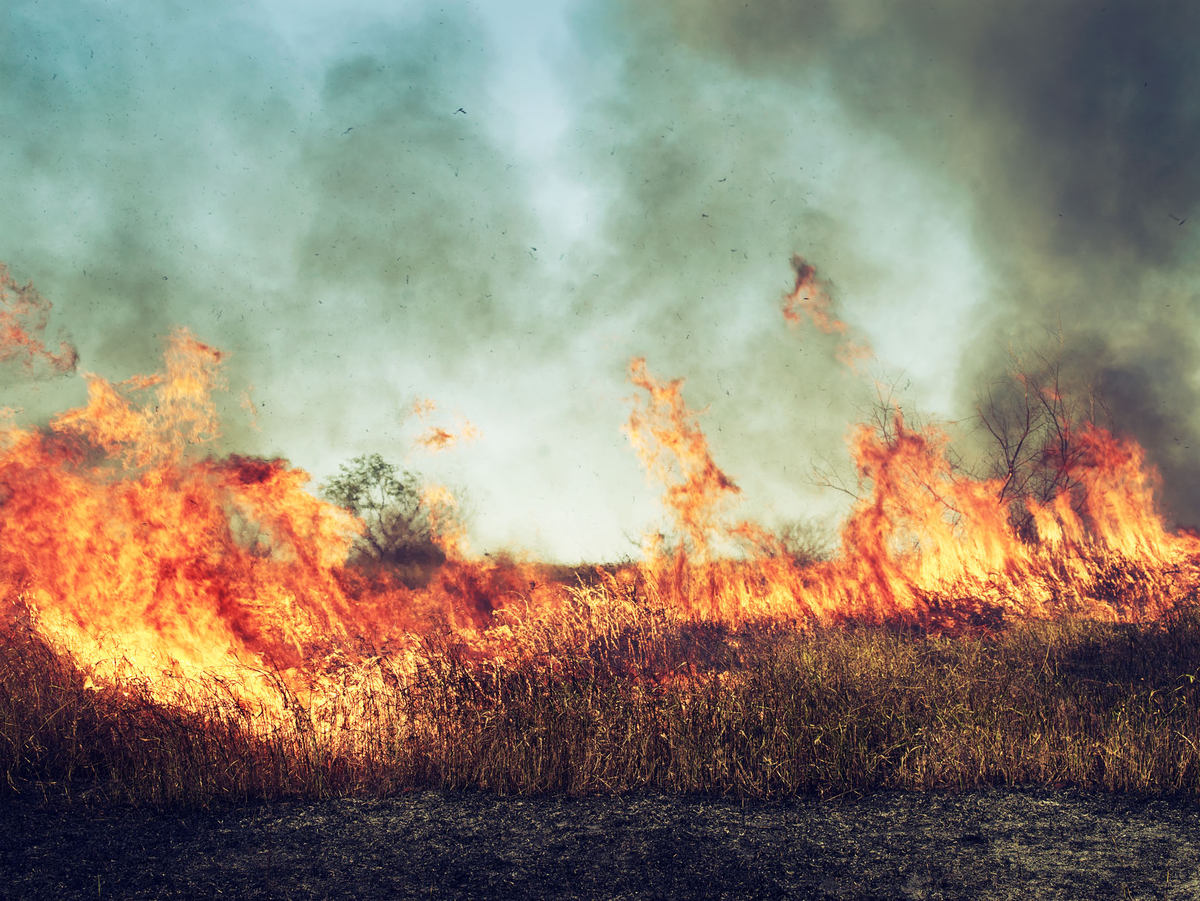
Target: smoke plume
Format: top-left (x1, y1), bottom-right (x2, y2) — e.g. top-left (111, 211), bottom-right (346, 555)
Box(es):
top-left (632, 0), bottom-right (1200, 524)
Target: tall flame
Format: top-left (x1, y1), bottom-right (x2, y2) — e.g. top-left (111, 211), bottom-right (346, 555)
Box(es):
top-left (0, 331), bottom-right (365, 684)
top-left (0, 265), bottom-right (1196, 711)
top-left (623, 357), bottom-right (740, 560)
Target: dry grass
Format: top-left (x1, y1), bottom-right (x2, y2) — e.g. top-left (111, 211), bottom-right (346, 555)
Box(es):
top-left (4, 582), bottom-right (1200, 807)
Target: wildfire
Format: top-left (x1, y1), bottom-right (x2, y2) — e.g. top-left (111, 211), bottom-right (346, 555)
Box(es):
top-left (0, 332), bottom-right (360, 686)
top-left (0, 329), bottom-right (541, 698)
top-left (1, 262), bottom-right (1197, 709)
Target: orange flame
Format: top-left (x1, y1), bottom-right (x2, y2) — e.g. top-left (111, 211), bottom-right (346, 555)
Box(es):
top-left (782, 257), bottom-right (871, 368)
top-left (0, 332), bottom-right (370, 687)
top-left (408, 397), bottom-right (480, 452)
top-left (624, 357), bottom-right (740, 561)
top-left (0, 264), bottom-right (1195, 711)
top-left (420, 482), bottom-right (471, 561)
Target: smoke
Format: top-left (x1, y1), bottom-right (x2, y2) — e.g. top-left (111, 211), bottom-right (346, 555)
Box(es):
top-left (0, 2), bottom-right (551, 467)
top-left (0, 0), bottom-right (918, 557)
top-left (633, 0), bottom-right (1200, 524)
top-left (554, 2), bottom-right (988, 518)
top-left (7, 0), bottom-right (1198, 557)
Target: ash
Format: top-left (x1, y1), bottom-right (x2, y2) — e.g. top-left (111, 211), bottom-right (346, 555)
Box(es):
top-left (3, 788), bottom-right (1199, 899)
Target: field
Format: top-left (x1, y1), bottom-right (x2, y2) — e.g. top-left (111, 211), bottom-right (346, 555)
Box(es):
top-left (6, 574), bottom-right (1200, 808)
top-left (3, 304), bottom-right (1200, 814)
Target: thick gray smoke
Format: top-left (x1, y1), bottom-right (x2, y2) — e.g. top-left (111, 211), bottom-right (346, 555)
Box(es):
top-left (636, 0), bottom-right (1200, 524)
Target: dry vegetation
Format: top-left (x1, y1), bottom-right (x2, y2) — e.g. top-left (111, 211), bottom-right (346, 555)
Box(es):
top-left (5, 577), bottom-right (1200, 809)
top-left (3, 307), bottom-right (1194, 814)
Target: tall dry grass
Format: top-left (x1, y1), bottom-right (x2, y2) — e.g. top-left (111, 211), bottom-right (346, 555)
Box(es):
top-left (4, 580), bottom-right (1200, 807)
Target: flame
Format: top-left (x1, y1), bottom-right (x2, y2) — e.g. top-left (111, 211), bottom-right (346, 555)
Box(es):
top-left (0, 331), bottom-right (368, 689)
top-left (0, 328), bottom-right (536, 703)
top-left (0, 265), bottom-right (1196, 718)
top-left (420, 482), bottom-right (471, 561)
top-left (626, 401), bottom-right (1200, 627)
top-left (782, 257), bottom-right (871, 368)
top-left (408, 397), bottom-right (480, 452)
top-left (416, 422), bottom-right (480, 452)
top-left (623, 357), bottom-right (740, 561)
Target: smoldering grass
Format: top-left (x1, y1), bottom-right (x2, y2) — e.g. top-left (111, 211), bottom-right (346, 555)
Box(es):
top-left (4, 591), bottom-right (1200, 807)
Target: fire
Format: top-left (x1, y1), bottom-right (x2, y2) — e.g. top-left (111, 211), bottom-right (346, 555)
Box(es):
top-left (0, 331), bottom-right (363, 687)
top-left (619, 260), bottom-right (1200, 629)
top-left (420, 482), bottom-right (472, 561)
top-left (624, 357), bottom-right (741, 560)
top-left (409, 397), bottom-right (480, 452)
top-left (0, 328), bottom-right (542, 699)
top-left (818, 414), bottom-right (1200, 624)
top-left (1, 263), bottom-right (1197, 713)
top-left (782, 256), bottom-right (870, 368)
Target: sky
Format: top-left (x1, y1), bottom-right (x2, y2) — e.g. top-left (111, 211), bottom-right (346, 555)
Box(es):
top-left (2, 0), bottom-right (1199, 562)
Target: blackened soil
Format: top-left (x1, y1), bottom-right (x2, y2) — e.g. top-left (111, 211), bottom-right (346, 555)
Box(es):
top-left (3, 788), bottom-right (1200, 900)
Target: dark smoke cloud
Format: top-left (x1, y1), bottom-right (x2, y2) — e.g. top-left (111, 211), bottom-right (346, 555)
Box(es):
top-left (640, 0), bottom-right (1200, 525)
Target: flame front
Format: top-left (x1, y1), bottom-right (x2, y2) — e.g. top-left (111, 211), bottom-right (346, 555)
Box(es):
top-left (1, 267), bottom-right (1197, 713)
top-left (0, 331), bottom-right (364, 685)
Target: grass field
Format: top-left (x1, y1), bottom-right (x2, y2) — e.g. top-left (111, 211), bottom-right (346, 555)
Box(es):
top-left (3, 322), bottom-right (1197, 809)
top-left (5, 574), bottom-right (1200, 808)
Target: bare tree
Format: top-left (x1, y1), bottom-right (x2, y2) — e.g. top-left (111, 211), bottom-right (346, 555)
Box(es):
top-left (775, 517), bottom-right (834, 567)
top-left (806, 342), bottom-right (1112, 547)
top-left (975, 332), bottom-right (1111, 537)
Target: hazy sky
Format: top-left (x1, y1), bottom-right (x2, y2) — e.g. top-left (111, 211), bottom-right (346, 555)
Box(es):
top-left (4, 0), bottom-right (1198, 561)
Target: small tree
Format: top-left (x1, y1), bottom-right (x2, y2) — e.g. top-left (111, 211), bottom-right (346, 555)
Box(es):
top-left (321, 454), bottom-right (443, 568)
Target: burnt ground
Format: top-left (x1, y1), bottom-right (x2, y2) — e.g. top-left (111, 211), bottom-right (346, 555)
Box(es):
top-left (2, 788), bottom-right (1200, 900)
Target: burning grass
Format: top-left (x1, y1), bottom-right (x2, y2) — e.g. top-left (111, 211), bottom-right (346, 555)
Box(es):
top-left (6, 579), bottom-right (1200, 807)
top-left (4, 265), bottom-right (1200, 807)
